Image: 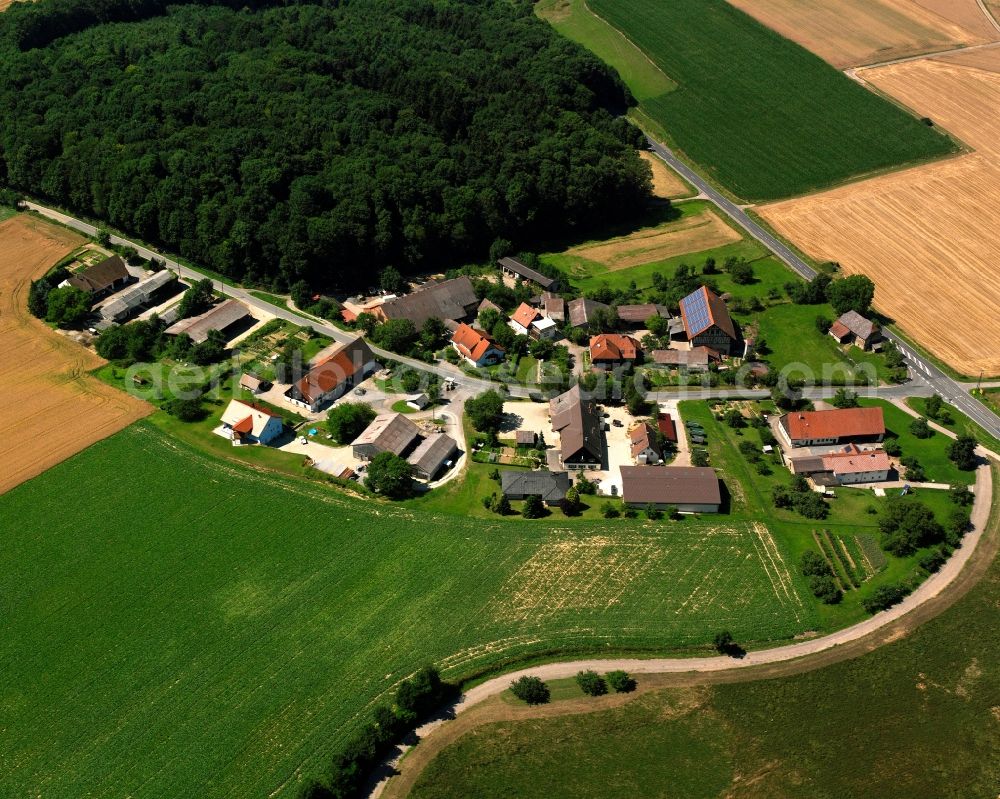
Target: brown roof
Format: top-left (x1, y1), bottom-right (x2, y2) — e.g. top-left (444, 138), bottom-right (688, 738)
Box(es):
top-left (477, 298), bottom-right (502, 315)
top-left (165, 299), bottom-right (251, 343)
top-left (829, 320), bottom-right (851, 340)
top-left (651, 347), bottom-right (720, 366)
top-left (239, 373), bottom-right (264, 391)
top-left (352, 412), bottom-right (420, 456)
top-left (782, 407), bottom-right (885, 442)
top-left (66, 255), bottom-right (130, 294)
top-left (679, 286), bottom-right (737, 341)
top-left (515, 430), bottom-right (537, 446)
top-left (549, 385), bottom-right (603, 463)
top-left (380, 276), bottom-right (477, 325)
top-left (452, 323), bottom-right (502, 362)
top-left (629, 422), bottom-right (660, 459)
top-left (510, 302), bottom-right (540, 330)
top-left (615, 303), bottom-right (665, 324)
top-left (657, 413), bottom-right (677, 443)
top-left (620, 466), bottom-right (721, 506)
top-left (567, 297), bottom-right (610, 328)
top-left (590, 333), bottom-right (640, 362)
top-left (542, 293), bottom-right (565, 320)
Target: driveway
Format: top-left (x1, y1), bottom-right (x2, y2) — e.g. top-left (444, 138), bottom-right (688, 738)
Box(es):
top-left (658, 399), bottom-right (690, 467)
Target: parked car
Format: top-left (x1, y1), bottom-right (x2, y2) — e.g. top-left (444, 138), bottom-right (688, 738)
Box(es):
top-left (354, 387), bottom-right (366, 396)
top-left (612, 419), bottom-right (623, 428)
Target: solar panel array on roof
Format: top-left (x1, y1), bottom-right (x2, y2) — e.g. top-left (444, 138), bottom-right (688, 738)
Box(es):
top-left (680, 290), bottom-right (711, 336)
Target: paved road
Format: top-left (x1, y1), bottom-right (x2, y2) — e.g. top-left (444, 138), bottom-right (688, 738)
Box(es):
top-left (643, 141), bottom-right (1000, 439)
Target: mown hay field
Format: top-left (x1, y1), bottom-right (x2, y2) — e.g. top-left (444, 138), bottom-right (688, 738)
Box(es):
top-left (913, 0), bottom-right (1000, 38)
top-left (0, 215), bottom-right (151, 494)
top-left (0, 424), bottom-right (815, 798)
top-left (638, 150), bottom-right (690, 199)
top-left (584, 0), bottom-right (955, 201)
top-left (728, 0), bottom-right (988, 69)
top-left (565, 205), bottom-right (740, 271)
top-left (760, 58), bottom-right (1000, 376)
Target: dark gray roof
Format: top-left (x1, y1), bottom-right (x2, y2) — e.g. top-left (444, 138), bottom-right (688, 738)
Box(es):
top-left (501, 470), bottom-right (570, 501)
top-left (836, 310), bottom-right (877, 340)
top-left (165, 298), bottom-right (250, 343)
top-left (352, 412), bottom-right (420, 455)
top-left (498, 257), bottom-right (556, 289)
top-left (549, 385), bottom-right (603, 463)
top-left (408, 433), bottom-right (458, 477)
top-left (620, 466), bottom-right (721, 506)
top-left (67, 255), bottom-right (129, 294)
top-left (380, 276), bottom-right (478, 325)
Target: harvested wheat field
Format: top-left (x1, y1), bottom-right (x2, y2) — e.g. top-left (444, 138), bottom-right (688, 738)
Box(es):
top-left (911, 0), bottom-right (1000, 38)
top-left (759, 59), bottom-right (1000, 376)
top-left (729, 0), bottom-right (985, 69)
top-left (935, 41), bottom-right (1000, 71)
top-left (639, 150), bottom-right (690, 199)
top-left (0, 215), bottom-right (151, 494)
top-left (567, 208), bottom-right (741, 270)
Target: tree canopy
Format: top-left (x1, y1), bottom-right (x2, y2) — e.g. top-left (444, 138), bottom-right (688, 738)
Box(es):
top-left (0, 0), bottom-right (650, 292)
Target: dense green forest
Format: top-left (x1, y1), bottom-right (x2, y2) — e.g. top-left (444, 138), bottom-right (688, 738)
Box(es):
top-left (0, 0), bottom-right (650, 291)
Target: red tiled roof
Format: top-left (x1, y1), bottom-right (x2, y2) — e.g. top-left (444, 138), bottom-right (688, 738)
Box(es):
top-left (657, 413), bottom-right (678, 443)
top-left (590, 333), bottom-right (639, 362)
top-left (295, 352), bottom-right (360, 404)
top-left (231, 415), bottom-right (254, 435)
top-left (829, 320), bottom-right (850, 339)
top-left (510, 302), bottom-right (539, 330)
top-left (783, 407), bottom-right (885, 442)
top-left (452, 323), bottom-right (502, 362)
top-left (629, 422), bottom-right (659, 459)
top-left (822, 444), bottom-right (891, 475)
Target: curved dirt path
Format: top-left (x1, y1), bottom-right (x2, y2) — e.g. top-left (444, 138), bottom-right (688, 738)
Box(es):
top-left (374, 461), bottom-right (996, 798)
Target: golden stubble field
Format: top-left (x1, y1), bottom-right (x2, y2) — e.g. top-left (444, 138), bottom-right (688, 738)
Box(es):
top-left (759, 57), bottom-right (1000, 376)
top-left (638, 151), bottom-right (691, 199)
top-left (728, 0), bottom-right (997, 69)
top-left (0, 215), bottom-right (152, 494)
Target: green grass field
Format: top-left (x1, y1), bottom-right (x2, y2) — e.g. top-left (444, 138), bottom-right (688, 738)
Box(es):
top-left (0, 204), bottom-right (16, 222)
top-left (409, 473), bottom-right (999, 799)
top-left (0, 423), bottom-right (823, 798)
top-left (907, 396), bottom-right (1000, 457)
top-left (560, 0), bottom-right (955, 200)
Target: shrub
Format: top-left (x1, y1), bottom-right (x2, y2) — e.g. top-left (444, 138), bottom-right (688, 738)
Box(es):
top-left (644, 503), bottom-right (663, 521)
top-left (522, 494), bottom-right (545, 519)
top-left (510, 676), bottom-right (549, 705)
top-left (800, 550), bottom-right (830, 577)
top-left (713, 630), bottom-right (733, 654)
top-left (575, 670), bottom-right (608, 696)
top-left (808, 573), bottom-right (843, 604)
top-left (908, 417), bottom-right (933, 439)
top-left (606, 670), bottom-right (636, 693)
top-left (164, 396), bottom-right (207, 422)
top-left (947, 435), bottom-right (978, 471)
top-left (883, 439), bottom-right (902, 456)
top-left (862, 583), bottom-right (910, 614)
top-left (601, 502), bottom-right (620, 519)
top-left (919, 548), bottom-right (947, 574)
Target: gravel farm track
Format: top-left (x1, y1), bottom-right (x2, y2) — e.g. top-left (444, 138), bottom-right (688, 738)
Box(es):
top-left (0, 215), bottom-right (152, 494)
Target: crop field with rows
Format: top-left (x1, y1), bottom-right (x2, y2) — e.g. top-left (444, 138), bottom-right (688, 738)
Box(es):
top-left (0, 423), bottom-right (813, 798)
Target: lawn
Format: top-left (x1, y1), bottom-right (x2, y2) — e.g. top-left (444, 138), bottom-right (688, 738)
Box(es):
top-left (535, 0), bottom-right (676, 102)
top-left (0, 203), bottom-right (16, 222)
top-left (578, 0), bottom-right (955, 201)
top-left (408, 469), bottom-right (1000, 799)
top-left (0, 422), bottom-right (825, 798)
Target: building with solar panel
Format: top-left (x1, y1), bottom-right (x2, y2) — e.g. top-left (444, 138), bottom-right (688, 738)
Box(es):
top-left (678, 286), bottom-right (742, 356)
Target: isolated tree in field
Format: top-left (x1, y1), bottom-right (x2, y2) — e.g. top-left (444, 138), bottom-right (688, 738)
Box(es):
top-left (606, 670), bottom-right (636, 693)
top-left (510, 676), bottom-right (550, 705)
top-left (826, 275), bottom-right (875, 315)
top-left (45, 286), bottom-right (91, 327)
top-left (327, 402), bottom-right (377, 444)
top-left (862, 583), bottom-right (909, 614)
top-left (924, 394), bottom-right (944, 420)
top-left (365, 452), bottom-right (414, 499)
top-left (575, 670), bottom-right (607, 696)
top-left (702, 257), bottom-right (717, 274)
top-left (909, 417), bottom-right (933, 439)
top-left (466, 390), bottom-right (505, 435)
top-left (713, 630), bottom-right (734, 654)
top-left (522, 494), bottom-right (545, 519)
top-left (947, 435), bottom-right (978, 471)
top-left (728, 259), bottom-right (754, 284)
top-left (164, 396), bottom-right (206, 422)
top-left (177, 278), bottom-right (215, 319)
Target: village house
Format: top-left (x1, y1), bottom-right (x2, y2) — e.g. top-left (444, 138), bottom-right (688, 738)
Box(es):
top-left (790, 443), bottom-right (892, 485)
top-left (829, 310), bottom-right (881, 350)
top-left (508, 302), bottom-right (557, 339)
top-left (542, 292), bottom-right (566, 323)
top-left (549, 385), bottom-right (604, 469)
top-left (407, 433), bottom-right (459, 481)
top-left (498, 256), bottom-right (560, 291)
top-left (590, 333), bottom-right (640, 369)
top-left (630, 422), bottom-right (661, 465)
top-left (285, 337), bottom-right (378, 413)
top-left (500, 470), bottom-right (570, 505)
top-left (451, 323), bottom-right (505, 367)
top-left (218, 399), bottom-right (284, 446)
top-left (778, 407), bottom-right (886, 448)
top-left (65, 255), bottom-right (131, 300)
top-left (351, 412), bottom-right (420, 461)
top-left (620, 466), bottom-right (721, 513)
top-left (679, 286), bottom-right (741, 356)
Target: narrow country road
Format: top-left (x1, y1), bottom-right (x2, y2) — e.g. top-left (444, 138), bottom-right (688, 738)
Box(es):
top-left (642, 141), bottom-right (1000, 440)
top-left (371, 459), bottom-right (995, 798)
